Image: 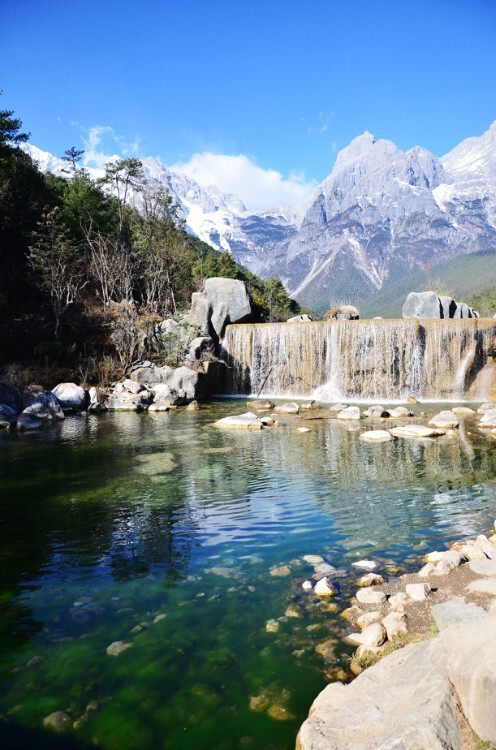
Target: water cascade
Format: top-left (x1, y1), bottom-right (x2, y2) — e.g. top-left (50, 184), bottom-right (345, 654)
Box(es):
top-left (221, 318), bottom-right (496, 401)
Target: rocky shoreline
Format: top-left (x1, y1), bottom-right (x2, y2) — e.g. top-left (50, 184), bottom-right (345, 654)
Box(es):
top-left (296, 525), bottom-right (496, 750)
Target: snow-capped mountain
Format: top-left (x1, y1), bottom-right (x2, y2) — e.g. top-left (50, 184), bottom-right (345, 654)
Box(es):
top-left (24, 121), bottom-right (496, 313)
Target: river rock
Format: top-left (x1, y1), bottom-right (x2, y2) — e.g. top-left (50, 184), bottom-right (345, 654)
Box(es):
top-left (247, 400), bottom-right (275, 410)
top-left (475, 534), bottom-right (495, 559)
top-left (452, 406), bottom-right (476, 414)
top-left (356, 611), bottom-right (383, 630)
top-left (468, 579), bottom-right (496, 596)
top-left (418, 562), bottom-right (436, 577)
top-left (16, 413), bottom-right (43, 430)
top-left (432, 549), bottom-right (466, 575)
top-left (148, 402), bottom-right (170, 411)
top-left (274, 402), bottom-right (299, 414)
top-left (314, 563), bottom-right (336, 575)
top-left (337, 406), bottom-right (361, 420)
top-left (431, 599), bottom-right (487, 631)
top-left (468, 558), bottom-right (496, 576)
top-left (22, 392), bottom-right (64, 420)
top-left (265, 619), bottom-right (279, 633)
top-left (444, 613), bottom-right (496, 742)
top-left (129, 361), bottom-right (174, 385)
top-left (406, 582), bottom-right (431, 600)
top-left (359, 429), bottom-right (393, 442)
top-left (0, 403), bottom-right (18, 427)
top-left (121, 378), bottom-right (144, 394)
top-left (363, 405), bottom-right (390, 418)
top-left (151, 384), bottom-right (188, 406)
top-left (457, 542), bottom-right (487, 561)
top-left (300, 400), bottom-right (320, 410)
top-left (348, 623), bottom-right (386, 647)
top-left (0, 382), bottom-right (22, 413)
top-left (287, 314), bottom-right (313, 322)
top-left (382, 611), bottom-right (408, 639)
top-left (303, 555), bottom-right (324, 564)
top-left (302, 580), bottom-right (313, 591)
top-left (352, 560), bottom-right (378, 571)
top-left (42, 711), bottom-right (72, 731)
top-left (478, 412), bottom-right (496, 428)
top-left (388, 406), bottom-right (414, 417)
top-left (314, 577), bottom-right (337, 596)
top-left (299, 612), bottom-right (496, 750)
top-left (315, 638), bottom-right (336, 662)
top-left (358, 573), bottom-right (385, 587)
top-left (477, 402), bottom-right (496, 415)
top-left (429, 411), bottom-right (459, 428)
top-left (270, 565), bottom-right (291, 577)
top-left (106, 640), bottom-right (134, 656)
top-left (106, 391), bottom-right (143, 411)
top-left (187, 400), bottom-right (201, 410)
top-left (52, 382), bottom-right (89, 411)
top-left (389, 424), bottom-right (445, 438)
top-left (329, 403), bottom-right (349, 412)
top-left (356, 587), bottom-right (386, 605)
top-left (213, 412), bottom-right (263, 429)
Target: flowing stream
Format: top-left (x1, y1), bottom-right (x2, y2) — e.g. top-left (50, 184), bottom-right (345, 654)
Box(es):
top-left (1, 403), bottom-right (496, 749)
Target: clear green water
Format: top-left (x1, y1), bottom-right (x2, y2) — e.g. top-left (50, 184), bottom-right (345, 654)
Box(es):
top-left (1, 401), bottom-right (496, 750)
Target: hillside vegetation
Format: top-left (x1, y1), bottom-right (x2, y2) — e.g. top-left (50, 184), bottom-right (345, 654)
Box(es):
top-left (0, 99), bottom-right (304, 384)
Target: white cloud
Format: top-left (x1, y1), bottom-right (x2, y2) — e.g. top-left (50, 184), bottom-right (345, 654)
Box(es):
top-left (171, 152), bottom-right (315, 211)
top-left (76, 124), bottom-right (142, 170)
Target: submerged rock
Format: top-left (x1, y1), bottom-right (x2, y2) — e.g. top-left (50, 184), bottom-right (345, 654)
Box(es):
top-left (42, 711), bottom-right (72, 731)
top-left (336, 406), bottom-right (361, 420)
top-left (247, 399), bottom-right (275, 410)
top-left (389, 424), bottom-right (445, 438)
top-left (213, 412), bottom-right (263, 429)
top-left (359, 429), bottom-right (393, 442)
top-left (274, 402), bottom-right (299, 414)
top-left (428, 410), bottom-right (459, 428)
top-left (106, 640), bottom-right (134, 656)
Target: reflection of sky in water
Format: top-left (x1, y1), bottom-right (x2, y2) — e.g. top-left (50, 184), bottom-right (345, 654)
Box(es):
top-left (1, 403), bottom-right (496, 750)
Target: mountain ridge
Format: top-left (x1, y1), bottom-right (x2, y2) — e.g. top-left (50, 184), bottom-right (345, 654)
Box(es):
top-left (24, 120), bottom-right (496, 314)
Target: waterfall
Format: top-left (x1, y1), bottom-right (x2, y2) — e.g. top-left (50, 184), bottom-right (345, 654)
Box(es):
top-left (220, 319), bottom-right (496, 401)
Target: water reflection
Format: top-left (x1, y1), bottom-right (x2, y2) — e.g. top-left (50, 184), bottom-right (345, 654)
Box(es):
top-left (0, 404), bottom-right (496, 750)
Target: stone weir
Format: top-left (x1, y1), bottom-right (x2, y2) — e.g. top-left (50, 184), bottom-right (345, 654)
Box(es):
top-left (220, 318), bottom-right (496, 401)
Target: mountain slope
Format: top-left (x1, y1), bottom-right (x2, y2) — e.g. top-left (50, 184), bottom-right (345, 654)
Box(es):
top-left (24, 121), bottom-right (496, 315)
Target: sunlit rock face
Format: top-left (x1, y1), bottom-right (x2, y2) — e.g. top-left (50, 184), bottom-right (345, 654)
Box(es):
top-left (221, 319), bottom-right (496, 401)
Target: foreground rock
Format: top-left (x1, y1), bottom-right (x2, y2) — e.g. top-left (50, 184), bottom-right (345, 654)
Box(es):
top-left (428, 410), bottom-right (459, 428)
top-left (297, 610), bottom-right (496, 750)
top-left (213, 412), bottom-right (263, 430)
top-left (22, 392), bottom-right (64, 421)
top-left (52, 382), bottom-right (88, 411)
top-left (389, 424), bottom-right (445, 438)
top-left (336, 406), bottom-right (361, 421)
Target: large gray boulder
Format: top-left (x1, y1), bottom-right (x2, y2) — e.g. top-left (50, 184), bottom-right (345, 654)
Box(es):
top-left (0, 403), bottom-right (18, 427)
top-left (191, 277), bottom-right (252, 339)
top-left (129, 361), bottom-right (174, 385)
top-left (0, 382), bottom-right (22, 414)
top-left (105, 391), bottom-right (144, 411)
top-left (52, 383), bottom-right (88, 411)
top-left (297, 611), bottom-right (496, 750)
top-left (402, 291), bottom-right (479, 319)
top-left (23, 392), bottom-right (64, 421)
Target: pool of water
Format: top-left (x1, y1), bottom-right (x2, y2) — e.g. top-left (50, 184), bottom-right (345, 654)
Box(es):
top-left (1, 401), bottom-right (496, 750)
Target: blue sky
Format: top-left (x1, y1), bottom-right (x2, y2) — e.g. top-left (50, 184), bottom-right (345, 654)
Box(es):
top-left (2, 0), bottom-right (496, 209)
